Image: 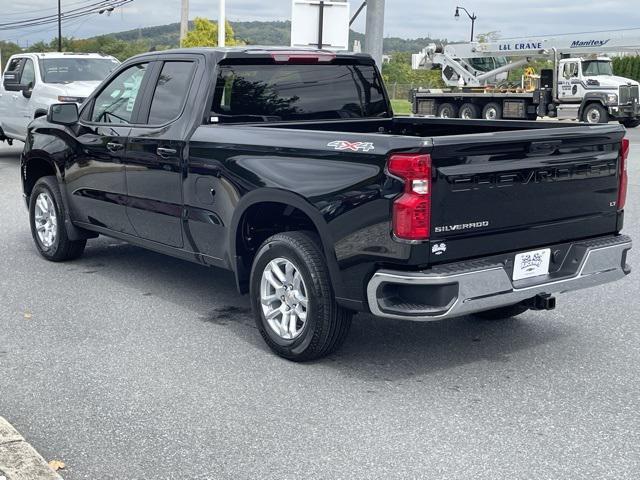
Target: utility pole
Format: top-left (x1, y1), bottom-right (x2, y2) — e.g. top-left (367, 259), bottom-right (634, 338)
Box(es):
top-left (218, 0), bottom-right (226, 47)
top-left (364, 0), bottom-right (384, 69)
top-left (57, 0), bottom-right (62, 52)
top-left (180, 0), bottom-right (189, 47)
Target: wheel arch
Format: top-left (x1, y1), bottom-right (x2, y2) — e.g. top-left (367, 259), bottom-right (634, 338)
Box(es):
top-left (21, 153), bottom-right (61, 200)
top-left (229, 189), bottom-right (344, 298)
top-left (22, 153), bottom-right (93, 241)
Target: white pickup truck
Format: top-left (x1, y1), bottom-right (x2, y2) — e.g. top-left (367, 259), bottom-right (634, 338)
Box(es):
top-left (0, 52), bottom-right (119, 144)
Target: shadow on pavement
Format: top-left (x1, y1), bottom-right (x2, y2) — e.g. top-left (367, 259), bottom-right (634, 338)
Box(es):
top-left (57, 236), bottom-right (567, 380)
top-left (327, 312), bottom-right (567, 381)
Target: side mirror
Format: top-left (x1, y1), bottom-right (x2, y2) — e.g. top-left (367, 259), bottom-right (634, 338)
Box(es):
top-left (22, 83), bottom-right (33, 99)
top-left (2, 70), bottom-right (21, 91)
top-left (47, 103), bottom-right (79, 126)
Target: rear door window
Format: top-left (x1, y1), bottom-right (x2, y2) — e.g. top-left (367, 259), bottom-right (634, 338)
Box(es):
top-left (146, 61), bottom-right (195, 125)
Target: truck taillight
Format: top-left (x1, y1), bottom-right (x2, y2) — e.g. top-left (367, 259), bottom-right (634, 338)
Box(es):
top-left (388, 153), bottom-right (432, 241)
top-left (618, 137), bottom-right (629, 210)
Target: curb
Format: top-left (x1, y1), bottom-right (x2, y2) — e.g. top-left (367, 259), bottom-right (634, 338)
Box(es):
top-left (0, 417), bottom-right (63, 480)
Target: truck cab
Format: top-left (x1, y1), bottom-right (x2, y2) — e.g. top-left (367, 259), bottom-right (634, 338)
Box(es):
top-left (0, 52), bottom-right (120, 143)
top-left (556, 56), bottom-right (640, 124)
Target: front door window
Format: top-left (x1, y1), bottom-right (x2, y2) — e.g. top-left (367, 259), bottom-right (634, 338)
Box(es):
top-left (91, 63), bottom-right (148, 124)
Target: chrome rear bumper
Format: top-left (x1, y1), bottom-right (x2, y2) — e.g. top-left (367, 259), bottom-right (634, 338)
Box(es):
top-left (367, 235), bottom-right (632, 321)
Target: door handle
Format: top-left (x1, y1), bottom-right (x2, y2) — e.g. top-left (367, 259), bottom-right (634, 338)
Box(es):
top-left (156, 147), bottom-right (177, 158)
top-left (106, 141), bottom-right (124, 152)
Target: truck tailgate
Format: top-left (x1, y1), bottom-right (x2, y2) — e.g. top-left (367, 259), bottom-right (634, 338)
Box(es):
top-left (428, 125), bottom-right (626, 263)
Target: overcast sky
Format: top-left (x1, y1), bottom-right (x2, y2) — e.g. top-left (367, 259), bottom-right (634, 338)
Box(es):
top-left (2, 0), bottom-right (640, 47)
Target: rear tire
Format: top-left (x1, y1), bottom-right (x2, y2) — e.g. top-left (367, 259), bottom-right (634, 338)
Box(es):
top-left (29, 176), bottom-right (86, 262)
top-left (459, 103), bottom-right (480, 119)
top-left (249, 231), bottom-right (352, 361)
top-left (582, 103), bottom-right (609, 124)
top-left (482, 102), bottom-right (502, 120)
top-left (473, 304), bottom-right (529, 321)
top-left (437, 102), bottom-right (458, 118)
top-left (620, 118), bottom-right (640, 128)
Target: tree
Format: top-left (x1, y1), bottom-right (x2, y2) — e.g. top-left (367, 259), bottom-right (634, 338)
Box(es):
top-left (0, 41), bottom-right (22, 70)
top-left (182, 17), bottom-right (241, 48)
top-left (381, 51), bottom-right (444, 88)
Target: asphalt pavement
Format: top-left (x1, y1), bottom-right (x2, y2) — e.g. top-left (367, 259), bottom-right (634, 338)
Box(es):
top-left (1, 127), bottom-right (639, 480)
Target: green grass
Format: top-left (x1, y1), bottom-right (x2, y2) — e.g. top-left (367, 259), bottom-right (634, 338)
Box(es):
top-left (391, 99), bottom-right (412, 115)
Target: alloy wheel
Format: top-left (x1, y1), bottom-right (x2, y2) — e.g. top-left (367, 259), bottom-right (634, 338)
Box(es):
top-left (260, 257), bottom-right (309, 340)
top-left (34, 192), bottom-right (57, 248)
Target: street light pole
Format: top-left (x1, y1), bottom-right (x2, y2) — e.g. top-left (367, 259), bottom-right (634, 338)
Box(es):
top-left (454, 6), bottom-right (477, 42)
top-left (218, 0), bottom-right (226, 47)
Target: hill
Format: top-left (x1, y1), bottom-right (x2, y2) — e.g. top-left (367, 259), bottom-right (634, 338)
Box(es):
top-left (100, 20), bottom-right (442, 53)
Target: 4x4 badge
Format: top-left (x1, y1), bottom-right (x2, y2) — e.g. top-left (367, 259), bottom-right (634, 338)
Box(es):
top-left (327, 140), bottom-right (375, 152)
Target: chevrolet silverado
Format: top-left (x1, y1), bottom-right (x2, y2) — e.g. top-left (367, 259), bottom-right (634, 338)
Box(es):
top-left (20, 47), bottom-right (632, 361)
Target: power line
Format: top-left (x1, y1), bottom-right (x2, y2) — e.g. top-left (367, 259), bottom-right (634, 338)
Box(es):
top-left (0, 1), bottom-right (111, 28)
top-left (12, 14), bottom-right (92, 42)
top-left (0, 0), bottom-right (97, 18)
top-left (0, 1), bottom-right (131, 30)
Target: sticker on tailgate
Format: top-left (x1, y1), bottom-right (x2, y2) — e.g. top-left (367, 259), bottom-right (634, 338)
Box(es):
top-left (513, 248), bottom-right (551, 281)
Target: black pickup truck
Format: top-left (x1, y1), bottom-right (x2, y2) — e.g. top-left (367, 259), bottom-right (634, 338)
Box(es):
top-left (21, 47), bottom-right (632, 361)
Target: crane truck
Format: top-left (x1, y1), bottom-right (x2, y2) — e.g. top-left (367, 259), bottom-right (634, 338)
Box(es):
top-left (410, 29), bottom-right (640, 127)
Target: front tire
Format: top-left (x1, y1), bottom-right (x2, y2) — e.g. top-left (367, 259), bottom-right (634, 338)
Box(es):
top-left (249, 231), bottom-right (352, 361)
top-left (582, 103), bottom-right (609, 124)
top-left (29, 176), bottom-right (86, 261)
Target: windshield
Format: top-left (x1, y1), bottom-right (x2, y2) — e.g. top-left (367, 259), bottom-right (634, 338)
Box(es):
top-left (582, 60), bottom-right (613, 76)
top-left (213, 63), bottom-right (389, 122)
top-left (41, 58), bottom-right (120, 83)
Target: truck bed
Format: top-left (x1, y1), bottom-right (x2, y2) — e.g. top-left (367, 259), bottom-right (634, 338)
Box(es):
top-left (193, 116), bottom-right (625, 275)
top-left (244, 115), bottom-right (567, 135)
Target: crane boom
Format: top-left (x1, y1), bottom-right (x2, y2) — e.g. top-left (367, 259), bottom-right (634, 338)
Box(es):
top-left (413, 28), bottom-right (640, 87)
top-left (447, 28), bottom-right (640, 58)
